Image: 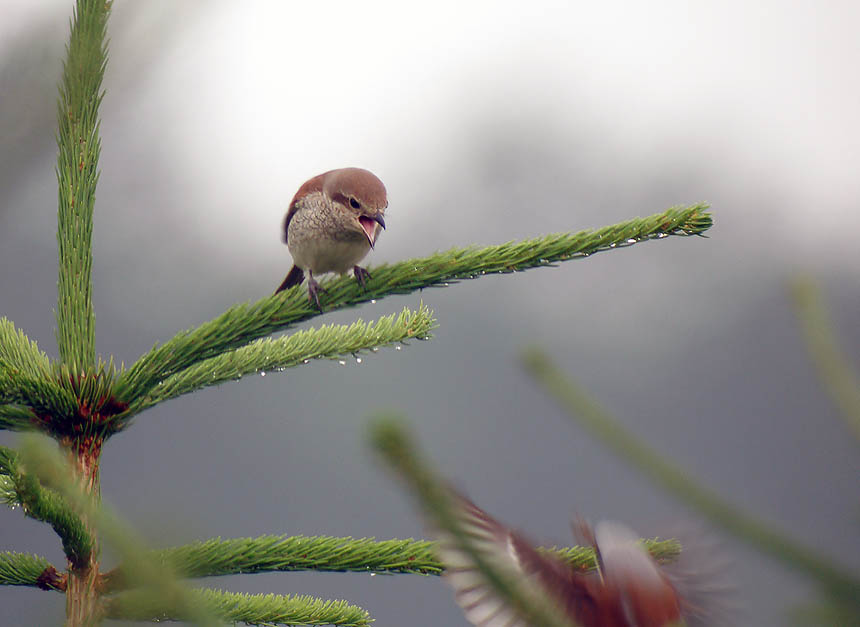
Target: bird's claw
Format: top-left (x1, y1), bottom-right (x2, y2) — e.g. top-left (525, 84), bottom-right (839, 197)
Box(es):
top-left (307, 277), bottom-right (327, 311)
top-left (354, 265), bottom-right (372, 287)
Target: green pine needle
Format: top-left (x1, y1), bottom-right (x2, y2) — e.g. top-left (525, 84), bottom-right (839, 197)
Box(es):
top-left (115, 204), bottom-right (711, 404)
top-left (126, 303), bottom-right (435, 416)
top-left (127, 535), bottom-right (443, 580)
top-left (0, 552), bottom-right (55, 587)
top-left (55, 0), bottom-right (111, 372)
top-left (0, 319), bottom-right (53, 378)
top-left (109, 533), bottom-right (676, 583)
top-left (0, 319), bottom-right (79, 422)
top-left (0, 363), bottom-right (79, 420)
top-left (105, 587), bottom-right (372, 626)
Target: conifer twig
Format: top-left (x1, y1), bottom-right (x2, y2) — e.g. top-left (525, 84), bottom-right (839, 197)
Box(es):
top-left (101, 533), bottom-right (676, 587)
top-left (104, 587), bottom-right (372, 626)
top-left (115, 204), bottom-right (712, 404)
top-left (0, 405), bottom-right (35, 431)
top-left (0, 364), bottom-right (78, 421)
top-left (126, 304), bottom-right (435, 416)
top-left (0, 552), bottom-right (56, 588)
top-left (789, 277), bottom-right (860, 441)
top-left (521, 348), bottom-right (860, 609)
top-left (55, 0), bottom-right (110, 372)
top-left (0, 319), bottom-right (53, 378)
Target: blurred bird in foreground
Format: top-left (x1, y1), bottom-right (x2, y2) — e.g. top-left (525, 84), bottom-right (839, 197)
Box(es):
top-left (435, 491), bottom-right (733, 626)
top-left (275, 167), bottom-right (387, 309)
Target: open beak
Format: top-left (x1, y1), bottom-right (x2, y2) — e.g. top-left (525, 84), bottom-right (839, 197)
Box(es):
top-left (358, 214), bottom-right (386, 248)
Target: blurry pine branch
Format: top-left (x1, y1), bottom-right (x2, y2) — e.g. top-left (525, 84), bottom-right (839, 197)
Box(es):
top-left (0, 0), bottom-right (713, 624)
top-left (370, 418), bottom-right (576, 627)
top-left (521, 347), bottom-right (860, 620)
top-left (789, 276), bottom-right (860, 441)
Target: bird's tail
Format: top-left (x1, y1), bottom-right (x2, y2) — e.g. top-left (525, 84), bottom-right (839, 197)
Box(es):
top-left (275, 265), bottom-right (305, 293)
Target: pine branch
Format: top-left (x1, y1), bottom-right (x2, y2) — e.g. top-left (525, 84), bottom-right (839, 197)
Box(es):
top-left (55, 0), bottom-right (110, 372)
top-left (104, 587), bottom-right (372, 626)
top-left (0, 445), bottom-right (93, 569)
top-left (521, 348), bottom-right (860, 611)
top-left (114, 535), bottom-right (441, 583)
top-left (0, 405), bottom-right (35, 431)
top-left (126, 304), bottom-right (435, 416)
top-left (102, 533), bottom-right (677, 587)
top-left (0, 318), bottom-right (53, 378)
top-left (789, 277), bottom-right (860, 441)
top-left (0, 552), bottom-right (55, 587)
top-left (0, 362), bottom-right (78, 422)
top-left (115, 204), bottom-right (712, 404)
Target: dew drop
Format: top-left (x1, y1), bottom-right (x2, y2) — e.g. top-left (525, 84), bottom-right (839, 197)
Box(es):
top-left (371, 347), bottom-right (379, 353)
top-left (609, 243), bottom-right (617, 248)
top-left (370, 572), bottom-right (376, 577)
top-left (338, 360), bottom-right (347, 365)
top-left (260, 371), bottom-right (266, 377)
top-left (627, 238), bottom-right (637, 244)
top-left (371, 299), bottom-right (377, 304)
top-left (356, 357), bottom-right (363, 364)
top-left (302, 359), bottom-right (310, 365)
top-left (395, 346), bottom-right (402, 351)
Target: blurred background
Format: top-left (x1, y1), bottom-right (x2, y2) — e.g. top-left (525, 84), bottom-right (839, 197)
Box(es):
top-left (1, 1), bottom-right (858, 625)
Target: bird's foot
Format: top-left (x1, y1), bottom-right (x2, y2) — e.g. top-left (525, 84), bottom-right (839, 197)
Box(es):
top-left (354, 265), bottom-right (372, 287)
top-left (307, 276), bottom-right (327, 311)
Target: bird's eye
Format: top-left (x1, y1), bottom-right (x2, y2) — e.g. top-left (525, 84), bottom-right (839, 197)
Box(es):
top-left (349, 198), bottom-right (361, 209)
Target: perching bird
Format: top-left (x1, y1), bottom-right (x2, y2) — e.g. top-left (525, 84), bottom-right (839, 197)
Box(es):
top-left (275, 167), bottom-right (387, 309)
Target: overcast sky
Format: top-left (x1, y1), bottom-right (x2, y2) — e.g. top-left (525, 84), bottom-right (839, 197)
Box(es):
top-left (1, 2), bottom-right (859, 625)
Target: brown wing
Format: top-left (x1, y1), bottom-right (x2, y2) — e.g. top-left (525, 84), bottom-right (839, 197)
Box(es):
top-left (436, 493), bottom-right (619, 627)
top-left (282, 171), bottom-right (328, 241)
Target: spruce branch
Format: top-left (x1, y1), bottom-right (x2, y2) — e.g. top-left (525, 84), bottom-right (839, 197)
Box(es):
top-left (0, 362), bottom-right (79, 422)
top-left (115, 204), bottom-right (712, 404)
top-left (55, 0), bottom-right (110, 372)
top-left (0, 445), bottom-right (93, 569)
top-left (102, 533), bottom-right (677, 588)
top-left (0, 318), bottom-right (53, 378)
top-left (789, 277), bottom-right (860, 441)
top-left (110, 535), bottom-right (442, 584)
top-left (104, 587), bottom-right (372, 626)
top-left (0, 405), bottom-right (35, 431)
top-left (126, 304), bottom-right (435, 416)
top-left (0, 552), bottom-right (56, 588)
top-left (521, 348), bottom-right (860, 610)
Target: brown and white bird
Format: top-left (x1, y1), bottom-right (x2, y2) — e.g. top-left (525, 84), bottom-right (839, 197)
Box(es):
top-left (275, 167), bottom-right (387, 308)
top-left (436, 493), bottom-right (729, 627)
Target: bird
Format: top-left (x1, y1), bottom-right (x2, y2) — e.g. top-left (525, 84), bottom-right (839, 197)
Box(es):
top-left (275, 167), bottom-right (387, 309)
top-left (434, 491), bottom-right (728, 626)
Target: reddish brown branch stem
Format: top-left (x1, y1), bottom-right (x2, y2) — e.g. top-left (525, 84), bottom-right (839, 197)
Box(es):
top-left (61, 436), bottom-right (104, 626)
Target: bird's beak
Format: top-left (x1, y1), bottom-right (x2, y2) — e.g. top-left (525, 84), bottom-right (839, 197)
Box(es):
top-left (358, 214), bottom-right (385, 248)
